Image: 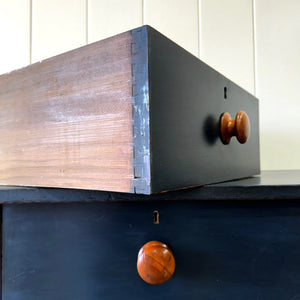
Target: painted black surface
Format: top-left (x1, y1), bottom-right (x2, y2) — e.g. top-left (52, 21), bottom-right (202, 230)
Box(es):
top-left (147, 26), bottom-right (260, 192)
top-left (131, 26), bottom-right (151, 194)
top-left (0, 170), bottom-right (299, 203)
top-left (3, 200), bottom-right (300, 299)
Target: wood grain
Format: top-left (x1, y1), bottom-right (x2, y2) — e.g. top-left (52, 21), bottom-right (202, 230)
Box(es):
top-left (137, 241), bottom-right (175, 284)
top-left (0, 31), bottom-right (134, 192)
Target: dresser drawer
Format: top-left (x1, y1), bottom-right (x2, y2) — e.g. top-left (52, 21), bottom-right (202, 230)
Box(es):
top-left (3, 201), bottom-right (300, 300)
top-left (0, 26), bottom-right (259, 194)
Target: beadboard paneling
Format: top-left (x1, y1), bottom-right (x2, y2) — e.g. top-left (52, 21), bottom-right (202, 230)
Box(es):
top-left (31, 0), bottom-right (86, 63)
top-left (200, 0), bottom-right (255, 94)
top-left (0, 0), bottom-right (30, 75)
top-left (88, 0), bottom-right (142, 43)
top-left (255, 0), bottom-right (300, 170)
top-left (144, 0), bottom-right (199, 57)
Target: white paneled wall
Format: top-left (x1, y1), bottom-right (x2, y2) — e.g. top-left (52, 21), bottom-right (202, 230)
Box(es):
top-left (88, 0), bottom-right (142, 43)
top-left (144, 0), bottom-right (199, 57)
top-left (0, 0), bottom-right (30, 74)
top-left (255, 0), bottom-right (300, 170)
top-left (200, 0), bottom-right (255, 94)
top-left (0, 0), bottom-right (299, 170)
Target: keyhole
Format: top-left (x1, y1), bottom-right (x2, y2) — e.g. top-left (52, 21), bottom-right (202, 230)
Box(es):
top-left (153, 210), bottom-right (159, 224)
top-left (224, 87), bottom-right (227, 99)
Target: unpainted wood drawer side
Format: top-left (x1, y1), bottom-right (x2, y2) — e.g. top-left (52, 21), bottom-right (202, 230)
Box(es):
top-left (0, 31), bottom-right (136, 193)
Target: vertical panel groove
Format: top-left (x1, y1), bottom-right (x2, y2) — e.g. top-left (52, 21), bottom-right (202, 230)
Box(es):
top-left (197, 0), bottom-right (201, 58)
top-left (142, 0), bottom-right (145, 24)
top-left (86, 0), bottom-right (89, 44)
top-left (252, 0), bottom-right (257, 96)
top-left (198, 0), bottom-right (202, 59)
top-left (29, 0), bottom-right (32, 64)
top-left (85, 0), bottom-right (89, 44)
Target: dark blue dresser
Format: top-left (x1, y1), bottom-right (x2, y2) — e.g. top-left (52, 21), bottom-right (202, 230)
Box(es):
top-left (1, 170), bottom-right (300, 299)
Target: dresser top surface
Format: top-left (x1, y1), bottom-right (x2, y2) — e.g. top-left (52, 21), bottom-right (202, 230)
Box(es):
top-left (0, 170), bottom-right (299, 203)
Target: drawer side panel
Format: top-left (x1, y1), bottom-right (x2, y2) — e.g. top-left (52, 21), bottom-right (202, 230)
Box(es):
top-left (0, 32), bottom-right (134, 192)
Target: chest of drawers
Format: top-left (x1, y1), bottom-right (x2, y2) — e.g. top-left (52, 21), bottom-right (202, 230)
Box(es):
top-left (1, 170), bottom-right (300, 299)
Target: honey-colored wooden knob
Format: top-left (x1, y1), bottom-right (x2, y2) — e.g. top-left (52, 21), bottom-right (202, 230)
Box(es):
top-left (137, 241), bottom-right (175, 284)
top-left (220, 111), bottom-right (250, 144)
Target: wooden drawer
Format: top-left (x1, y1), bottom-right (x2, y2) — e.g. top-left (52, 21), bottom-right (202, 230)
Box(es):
top-left (0, 26), bottom-right (259, 194)
top-left (3, 200), bottom-right (300, 300)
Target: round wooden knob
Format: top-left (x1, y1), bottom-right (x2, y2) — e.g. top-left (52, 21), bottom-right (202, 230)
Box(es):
top-left (137, 241), bottom-right (175, 284)
top-left (220, 111), bottom-right (250, 144)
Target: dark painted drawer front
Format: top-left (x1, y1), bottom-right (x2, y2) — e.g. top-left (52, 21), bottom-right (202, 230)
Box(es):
top-left (3, 201), bottom-right (300, 300)
top-left (148, 26), bottom-right (260, 192)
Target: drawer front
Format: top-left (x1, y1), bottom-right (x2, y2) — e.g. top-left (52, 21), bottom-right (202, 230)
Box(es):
top-left (3, 201), bottom-right (300, 299)
top-left (148, 26), bottom-right (260, 192)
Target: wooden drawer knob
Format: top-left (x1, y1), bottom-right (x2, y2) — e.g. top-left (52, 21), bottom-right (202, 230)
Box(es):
top-left (137, 241), bottom-right (175, 284)
top-left (220, 111), bottom-right (250, 144)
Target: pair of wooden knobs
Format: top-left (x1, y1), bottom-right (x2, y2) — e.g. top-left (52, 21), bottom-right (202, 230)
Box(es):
top-left (137, 112), bottom-right (250, 285)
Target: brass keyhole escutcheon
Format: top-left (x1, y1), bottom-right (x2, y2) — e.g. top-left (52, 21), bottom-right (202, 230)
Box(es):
top-left (153, 210), bottom-right (159, 224)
